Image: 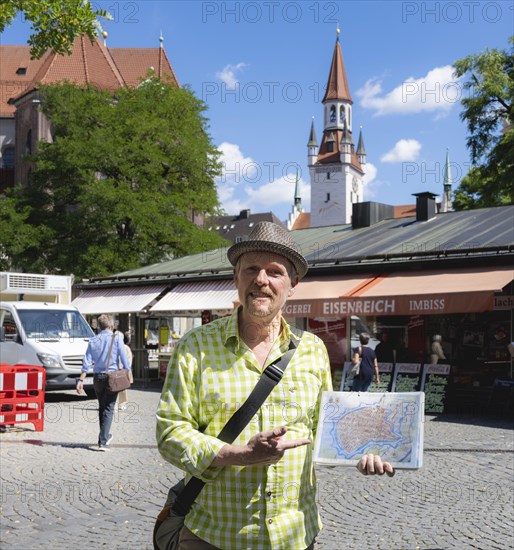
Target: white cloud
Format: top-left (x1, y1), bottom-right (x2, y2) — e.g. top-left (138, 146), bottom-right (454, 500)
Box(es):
top-left (216, 142), bottom-right (256, 208)
top-left (245, 177), bottom-right (310, 213)
top-left (357, 65), bottom-right (460, 116)
top-left (215, 62), bottom-right (247, 87)
top-left (381, 139), bottom-right (421, 163)
top-left (362, 163), bottom-right (380, 199)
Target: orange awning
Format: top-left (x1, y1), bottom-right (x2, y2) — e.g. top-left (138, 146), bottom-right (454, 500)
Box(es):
top-left (283, 266), bottom-right (513, 317)
top-left (282, 274), bottom-right (375, 317)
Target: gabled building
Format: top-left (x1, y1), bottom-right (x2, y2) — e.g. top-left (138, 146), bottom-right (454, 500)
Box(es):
top-left (0, 34), bottom-right (178, 189)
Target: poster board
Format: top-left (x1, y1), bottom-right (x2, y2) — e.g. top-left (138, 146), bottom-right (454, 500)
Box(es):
top-left (391, 363), bottom-right (421, 392)
top-left (338, 362), bottom-right (354, 391)
top-left (369, 362), bottom-right (394, 393)
top-left (313, 391), bottom-right (424, 469)
top-left (420, 363), bottom-right (451, 413)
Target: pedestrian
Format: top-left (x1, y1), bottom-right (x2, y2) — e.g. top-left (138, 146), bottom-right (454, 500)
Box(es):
top-left (375, 331), bottom-right (395, 364)
top-left (77, 314), bottom-right (131, 451)
top-left (156, 221), bottom-right (394, 550)
top-left (430, 334), bottom-right (446, 364)
top-left (117, 331), bottom-right (134, 411)
top-left (351, 332), bottom-right (380, 392)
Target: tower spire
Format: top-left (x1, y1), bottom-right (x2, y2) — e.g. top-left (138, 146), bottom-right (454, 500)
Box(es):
top-left (357, 126), bottom-right (366, 165)
top-left (307, 116), bottom-right (318, 166)
top-left (322, 30), bottom-right (352, 103)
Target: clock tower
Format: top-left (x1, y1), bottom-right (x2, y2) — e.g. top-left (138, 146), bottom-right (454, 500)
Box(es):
top-left (308, 30), bottom-right (366, 227)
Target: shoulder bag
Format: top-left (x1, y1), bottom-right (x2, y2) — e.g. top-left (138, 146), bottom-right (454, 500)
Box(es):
top-left (350, 346), bottom-right (362, 376)
top-left (152, 328), bottom-right (303, 550)
top-left (105, 332), bottom-right (132, 393)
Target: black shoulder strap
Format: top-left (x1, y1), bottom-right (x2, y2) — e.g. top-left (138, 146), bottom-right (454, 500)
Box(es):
top-left (172, 327), bottom-right (304, 515)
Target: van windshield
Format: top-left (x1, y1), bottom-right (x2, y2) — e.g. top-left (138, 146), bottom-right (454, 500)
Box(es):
top-left (17, 310), bottom-right (94, 340)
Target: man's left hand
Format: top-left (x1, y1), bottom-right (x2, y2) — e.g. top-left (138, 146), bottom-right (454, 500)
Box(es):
top-left (357, 453), bottom-right (395, 477)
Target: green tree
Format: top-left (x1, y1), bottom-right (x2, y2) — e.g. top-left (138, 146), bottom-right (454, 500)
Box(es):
top-left (0, 196), bottom-right (42, 271)
top-left (0, 0), bottom-right (109, 59)
top-left (452, 37), bottom-right (514, 210)
top-left (8, 79), bottom-right (227, 279)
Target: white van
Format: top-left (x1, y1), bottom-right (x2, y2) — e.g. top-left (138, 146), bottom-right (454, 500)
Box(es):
top-left (0, 272), bottom-right (94, 392)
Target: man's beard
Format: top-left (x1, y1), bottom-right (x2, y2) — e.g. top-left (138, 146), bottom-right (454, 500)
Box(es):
top-left (245, 290), bottom-right (275, 318)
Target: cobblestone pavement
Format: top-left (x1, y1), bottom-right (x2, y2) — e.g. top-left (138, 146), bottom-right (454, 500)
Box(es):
top-left (1, 383), bottom-right (513, 550)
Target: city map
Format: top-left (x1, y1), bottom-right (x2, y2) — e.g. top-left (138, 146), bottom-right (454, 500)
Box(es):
top-left (313, 391), bottom-right (424, 469)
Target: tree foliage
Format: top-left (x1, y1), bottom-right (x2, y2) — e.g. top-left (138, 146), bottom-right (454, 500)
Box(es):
top-left (0, 0), bottom-right (109, 58)
top-left (6, 79), bottom-right (227, 279)
top-left (452, 37), bottom-right (514, 210)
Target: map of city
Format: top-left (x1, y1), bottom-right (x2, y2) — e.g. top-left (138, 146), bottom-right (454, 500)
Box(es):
top-left (313, 391), bottom-right (424, 469)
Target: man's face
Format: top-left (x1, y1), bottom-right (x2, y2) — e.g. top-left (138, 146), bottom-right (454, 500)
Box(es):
top-left (234, 251), bottom-right (298, 320)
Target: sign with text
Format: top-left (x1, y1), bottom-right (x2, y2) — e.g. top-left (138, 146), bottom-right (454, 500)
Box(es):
top-left (283, 291), bottom-right (494, 317)
top-left (391, 363), bottom-right (421, 392)
top-left (369, 363), bottom-right (394, 393)
top-left (420, 363), bottom-right (451, 414)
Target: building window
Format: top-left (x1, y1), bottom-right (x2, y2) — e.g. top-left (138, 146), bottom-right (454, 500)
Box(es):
top-left (325, 193), bottom-right (330, 203)
top-left (339, 106), bottom-right (345, 123)
top-left (25, 129), bottom-right (32, 155)
top-left (329, 105), bottom-right (336, 123)
top-left (1, 146), bottom-right (15, 169)
top-left (326, 142), bottom-right (334, 153)
top-left (235, 236), bottom-right (243, 243)
top-left (327, 172), bottom-right (330, 180)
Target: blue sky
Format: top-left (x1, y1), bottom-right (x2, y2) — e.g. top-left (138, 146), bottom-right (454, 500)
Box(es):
top-left (3, 1), bottom-right (513, 222)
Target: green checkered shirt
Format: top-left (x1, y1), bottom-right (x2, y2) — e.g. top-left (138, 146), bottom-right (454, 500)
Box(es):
top-left (156, 310), bottom-right (332, 549)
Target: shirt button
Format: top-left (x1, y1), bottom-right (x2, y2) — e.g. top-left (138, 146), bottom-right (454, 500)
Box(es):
top-left (268, 519), bottom-right (273, 524)
top-left (267, 491), bottom-right (272, 497)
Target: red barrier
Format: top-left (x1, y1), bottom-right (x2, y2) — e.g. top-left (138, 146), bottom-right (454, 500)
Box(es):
top-left (0, 364), bottom-right (46, 431)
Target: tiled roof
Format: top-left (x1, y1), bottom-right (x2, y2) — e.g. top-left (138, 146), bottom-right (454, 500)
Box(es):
top-left (0, 46), bottom-right (45, 116)
top-left (291, 212), bottom-right (311, 230)
top-left (393, 204), bottom-right (416, 218)
top-left (322, 38), bottom-right (352, 103)
top-left (316, 129), bottom-right (363, 173)
top-left (1, 37), bottom-right (179, 115)
top-left (110, 47), bottom-right (179, 87)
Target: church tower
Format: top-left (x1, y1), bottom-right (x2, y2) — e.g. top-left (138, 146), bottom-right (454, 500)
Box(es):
top-left (308, 29), bottom-right (365, 227)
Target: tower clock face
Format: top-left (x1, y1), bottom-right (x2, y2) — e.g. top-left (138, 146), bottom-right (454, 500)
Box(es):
top-left (352, 177), bottom-right (359, 193)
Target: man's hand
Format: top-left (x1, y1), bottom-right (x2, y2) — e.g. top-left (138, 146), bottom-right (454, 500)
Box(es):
top-left (357, 453), bottom-right (395, 477)
top-left (212, 426), bottom-right (311, 467)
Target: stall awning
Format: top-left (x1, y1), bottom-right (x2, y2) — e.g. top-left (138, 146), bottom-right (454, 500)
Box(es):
top-left (283, 266), bottom-right (514, 317)
top-left (150, 280), bottom-right (237, 313)
top-left (72, 285), bottom-right (168, 315)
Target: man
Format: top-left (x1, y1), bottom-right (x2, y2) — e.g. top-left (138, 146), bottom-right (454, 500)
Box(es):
top-left (375, 331), bottom-right (395, 364)
top-left (156, 222), bottom-right (393, 550)
top-left (77, 314), bottom-right (131, 451)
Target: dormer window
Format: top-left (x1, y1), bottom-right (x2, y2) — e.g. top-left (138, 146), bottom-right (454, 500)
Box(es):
top-left (16, 67), bottom-right (27, 75)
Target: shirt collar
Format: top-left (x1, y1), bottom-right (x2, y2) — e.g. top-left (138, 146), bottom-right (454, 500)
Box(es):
top-left (223, 307), bottom-right (294, 353)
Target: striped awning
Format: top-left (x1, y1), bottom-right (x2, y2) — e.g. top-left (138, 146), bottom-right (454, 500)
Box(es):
top-left (150, 280), bottom-right (237, 313)
top-left (72, 285), bottom-right (168, 314)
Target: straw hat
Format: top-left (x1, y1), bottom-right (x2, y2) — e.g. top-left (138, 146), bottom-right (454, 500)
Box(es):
top-left (227, 222), bottom-right (308, 279)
